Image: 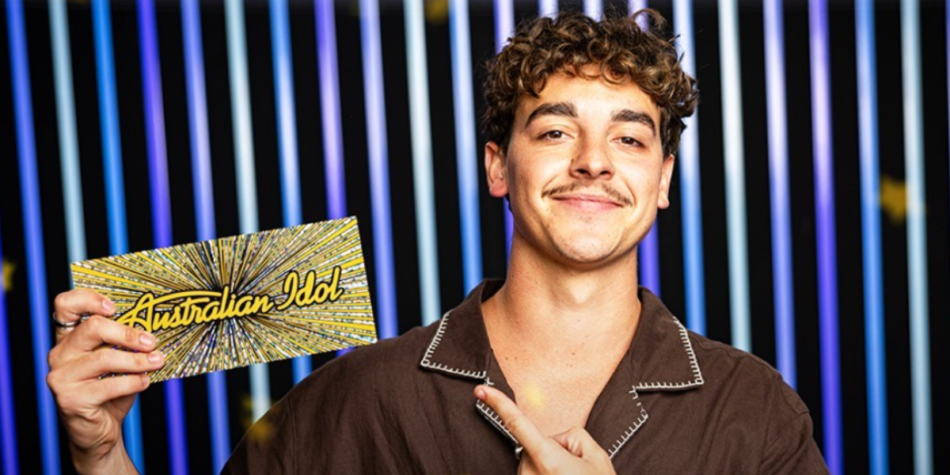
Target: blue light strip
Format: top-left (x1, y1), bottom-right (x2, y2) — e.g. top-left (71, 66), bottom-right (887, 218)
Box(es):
top-left (495, 0), bottom-right (513, 256)
top-left (763, 0), bottom-right (796, 386)
top-left (718, 0), bottom-right (751, 351)
top-left (540, 0), bottom-right (557, 18)
top-left (809, 0), bottom-right (843, 471)
top-left (0, 222), bottom-right (19, 475)
top-left (585, 0), bottom-right (601, 20)
top-left (49, 0), bottom-right (87, 270)
top-left (673, 0), bottom-right (707, 335)
top-left (268, 0), bottom-right (311, 382)
top-left (315, 0), bottom-right (346, 221)
top-left (224, 0), bottom-right (271, 420)
top-left (449, 0), bottom-right (483, 293)
top-left (855, 0), bottom-right (888, 471)
top-left (90, 0), bottom-right (145, 469)
top-left (181, 0), bottom-right (231, 470)
top-left (137, 1), bottom-right (189, 473)
top-left (7, 1), bottom-right (61, 472)
top-left (404, 0), bottom-right (442, 326)
top-left (901, 0), bottom-right (932, 472)
top-left (360, 0), bottom-right (398, 339)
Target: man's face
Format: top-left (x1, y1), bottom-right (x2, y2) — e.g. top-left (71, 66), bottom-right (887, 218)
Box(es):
top-left (485, 68), bottom-right (675, 269)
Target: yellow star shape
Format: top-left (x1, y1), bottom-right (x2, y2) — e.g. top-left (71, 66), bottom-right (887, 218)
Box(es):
top-left (2, 259), bottom-right (14, 293)
top-left (880, 175), bottom-right (907, 225)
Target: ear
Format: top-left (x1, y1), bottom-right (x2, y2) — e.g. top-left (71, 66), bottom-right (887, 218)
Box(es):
top-left (485, 141), bottom-right (509, 198)
top-left (657, 154), bottom-right (675, 209)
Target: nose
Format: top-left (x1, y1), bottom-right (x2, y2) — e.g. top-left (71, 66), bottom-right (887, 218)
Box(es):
top-left (570, 137), bottom-right (615, 179)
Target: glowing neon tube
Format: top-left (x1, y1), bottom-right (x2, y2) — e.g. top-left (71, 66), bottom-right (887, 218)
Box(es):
top-left (901, 0), bottom-right (932, 472)
top-left (137, 1), bottom-right (189, 472)
top-left (718, 0), bottom-right (750, 352)
top-left (90, 0), bottom-right (144, 469)
top-left (585, 0), bottom-right (601, 19)
top-left (316, 0), bottom-right (346, 221)
top-left (267, 0), bottom-right (311, 382)
top-left (629, 0), bottom-right (648, 31)
top-left (763, 0), bottom-right (795, 387)
top-left (449, 0), bottom-right (484, 293)
top-left (49, 0), bottom-right (87, 269)
top-left (495, 0), bottom-right (514, 256)
top-left (404, 0), bottom-right (443, 326)
top-left (809, 0), bottom-right (843, 471)
top-left (855, 0), bottom-right (888, 472)
top-left (0, 221), bottom-right (18, 475)
top-left (540, 0), bottom-right (557, 18)
top-left (224, 0), bottom-right (271, 421)
top-left (360, 0), bottom-right (398, 339)
top-left (181, 0), bottom-right (231, 470)
top-left (7, 2), bottom-right (61, 473)
top-left (673, 0), bottom-right (707, 336)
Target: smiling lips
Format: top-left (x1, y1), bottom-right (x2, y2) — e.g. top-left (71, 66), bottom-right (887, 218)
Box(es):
top-left (552, 192), bottom-right (626, 211)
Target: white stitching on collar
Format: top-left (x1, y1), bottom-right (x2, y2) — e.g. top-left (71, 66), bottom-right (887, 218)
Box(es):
top-left (419, 310), bottom-right (488, 380)
top-left (634, 315), bottom-right (705, 390)
top-left (476, 398), bottom-right (519, 446)
top-left (608, 386), bottom-right (650, 459)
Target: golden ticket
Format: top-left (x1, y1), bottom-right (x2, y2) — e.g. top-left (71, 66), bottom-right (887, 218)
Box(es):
top-left (71, 217), bottom-right (377, 382)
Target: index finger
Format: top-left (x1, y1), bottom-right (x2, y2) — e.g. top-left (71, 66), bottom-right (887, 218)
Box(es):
top-left (60, 315), bottom-right (156, 355)
top-left (475, 385), bottom-right (551, 456)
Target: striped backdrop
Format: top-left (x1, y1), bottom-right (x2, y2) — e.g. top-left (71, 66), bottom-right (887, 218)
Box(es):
top-left (1, 0), bottom-right (948, 473)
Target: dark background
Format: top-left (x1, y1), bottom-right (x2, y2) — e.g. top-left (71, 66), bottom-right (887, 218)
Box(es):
top-left (1, 0), bottom-right (948, 473)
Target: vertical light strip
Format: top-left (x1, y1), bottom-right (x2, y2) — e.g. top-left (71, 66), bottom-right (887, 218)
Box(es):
top-left (673, 0), bottom-right (707, 335)
top-left (629, 0), bottom-right (648, 30)
top-left (316, 0), bottom-right (346, 221)
top-left (91, 0), bottom-right (145, 468)
top-left (269, 0), bottom-right (311, 382)
top-left (718, 0), bottom-right (751, 351)
top-left (809, 0), bottom-right (843, 471)
top-left (855, 0), bottom-right (888, 472)
top-left (404, 0), bottom-right (442, 326)
top-left (49, 0), bottom-right (87, 269)
top-left (585, 0), bottom-right (601, 20)
top-left (540, 0), bottom-right (558, 18)
top-left (495, 0), bottom-right (513, 257)
top-left (449, 0), bottom-right (483, 293)
top-left (6, 1), bottom-right (61, 473)
top-left (0, 222), bottom-right (19, 475)
top-left (901, 0), bottom-right (932, 472)
top-left (224, 0), bottom-right (271, 420)
top-left (359, 0), bottom-right (398, 338)
top-left (137, 1), bottom-right (189, 473)
top-left (763, 0), bottom-right (796, 386)
top-left (181, 0), bottom-right (231, 470)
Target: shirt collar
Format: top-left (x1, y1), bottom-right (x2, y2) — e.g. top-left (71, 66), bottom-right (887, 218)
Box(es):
top-left (419, 279), bottom-right (704, 392)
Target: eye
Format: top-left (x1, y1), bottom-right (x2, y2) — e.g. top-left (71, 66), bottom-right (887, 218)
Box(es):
top-left (540, 130), bottom-right (566, 140)
top-left (619, 136), bottom-right (642, 147)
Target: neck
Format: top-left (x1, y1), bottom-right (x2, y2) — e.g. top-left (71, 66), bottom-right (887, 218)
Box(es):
top-left (482, 234), bottom-right (642, 360)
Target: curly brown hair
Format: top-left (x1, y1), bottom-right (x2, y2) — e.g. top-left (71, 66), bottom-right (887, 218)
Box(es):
top-left (482, 9), bottom-right (698, 157)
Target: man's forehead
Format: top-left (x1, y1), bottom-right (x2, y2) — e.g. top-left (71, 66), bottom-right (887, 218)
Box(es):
top-left (515, 73), bottom-right (661, 124)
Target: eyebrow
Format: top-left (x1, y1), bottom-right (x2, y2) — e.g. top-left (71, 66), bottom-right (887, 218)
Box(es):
top-left (523, 102), bottom-right (578, 128)
top-left (611, 109), bottom-right (657, 136)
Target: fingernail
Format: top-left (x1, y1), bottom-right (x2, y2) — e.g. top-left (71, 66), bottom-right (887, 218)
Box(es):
top-left (140, 333), bottom-right (155, 346)
top-left (102, 299), bottom-right (116, 313)
top-left (475, 387), bottom-right (487, 401)
top-left (148, 351), bottom-right (163, 363)
top-left (141, 374), bottom-right (151, 387)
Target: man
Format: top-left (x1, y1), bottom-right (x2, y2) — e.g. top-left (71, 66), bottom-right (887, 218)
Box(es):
top-left (47, 11), bottom-right (828, 474)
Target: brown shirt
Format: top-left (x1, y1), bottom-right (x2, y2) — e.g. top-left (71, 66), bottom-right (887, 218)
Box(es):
top-left (222, 280), bottom-right (829, 474)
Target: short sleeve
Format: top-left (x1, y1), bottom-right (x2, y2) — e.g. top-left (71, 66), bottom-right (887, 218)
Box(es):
top-left (758, 390), bottom-right (829, 475)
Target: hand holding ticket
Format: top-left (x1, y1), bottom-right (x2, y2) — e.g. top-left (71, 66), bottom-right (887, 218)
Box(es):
top-left (69, 217), bottom-right (376, 382)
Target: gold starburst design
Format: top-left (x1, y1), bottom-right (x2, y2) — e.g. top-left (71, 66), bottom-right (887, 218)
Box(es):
top-left (2, 259), bottom-right (14, 292)
top-left (71, 217), bottom-right (376, 382)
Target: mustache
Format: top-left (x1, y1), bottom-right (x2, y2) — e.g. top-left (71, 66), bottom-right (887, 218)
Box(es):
top-left (542, 182), bottom-right (632, 206)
